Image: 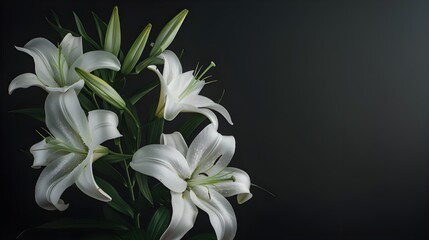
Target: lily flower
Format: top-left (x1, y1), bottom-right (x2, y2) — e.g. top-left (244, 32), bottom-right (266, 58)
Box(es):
top-left (130, 124), bottom-right (252, 240)
top-left (30, 90), bottom-right (122, 211)
top-left (148, 50), bottom-right (233, 129)
top-left (9, 33), bottom-right (120, 94)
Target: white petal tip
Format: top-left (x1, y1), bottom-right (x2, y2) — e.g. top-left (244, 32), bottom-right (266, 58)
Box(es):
top-left (237, 193), bottom-right (253, 204)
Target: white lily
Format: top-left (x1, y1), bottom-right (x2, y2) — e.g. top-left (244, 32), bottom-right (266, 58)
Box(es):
top-left (30, 90), bottom-right (122, 211)
top-left (9, 33), bottom-right (120, 94)
top-left (130, 124), bottom-right (252, 240)
top-left (148, 50), bottom-right (233, 129)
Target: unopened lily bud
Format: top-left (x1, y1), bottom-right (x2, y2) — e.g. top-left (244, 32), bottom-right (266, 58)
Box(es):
top-left (121, 23), bottom-right (152, 75)
top-left (75, 68), bottom-right (126, 110)
top-left (104, 6), bottom-right (121, 56)
top-left (150, 9), bottom-right (188, 57)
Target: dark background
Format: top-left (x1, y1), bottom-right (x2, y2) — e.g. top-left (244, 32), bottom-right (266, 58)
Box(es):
top-left (1, 0), bottom-right (429, 239)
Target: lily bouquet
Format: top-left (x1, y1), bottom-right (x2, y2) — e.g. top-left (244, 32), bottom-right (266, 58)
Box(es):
top-left (9, 6), bottom-right (252, 240)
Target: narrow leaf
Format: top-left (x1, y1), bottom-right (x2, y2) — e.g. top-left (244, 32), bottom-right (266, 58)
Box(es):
top-left (95, 177), bottom-right (134, 218)
top-left (93, 160), bottom-right (126, 186)
top-left (73, 12), bottom-right (101, 49)
top-left (146, 206), bottom-right (171, 240)
top-left (135, 172), bottom-right (153, 205)
top-left (146, 117), bottom-right (164, 144)
top-left (102, 204), bottom-right (131, 227)
top-left (129, 79), bottom-right (158, 105)
top-left (152, 183), bottom-right (171, 205)
top-left (98, 154), bottom-right (130, 164)
top-left (179, 113), bottom-right (207, 139)
top-left (78, 92), bottom-right (97, 111)
top-left (10, 108), bottom-right (45, 122)
top-left (135, 57), bottom-right (163, 74)
top-left (92, 11), bottom-right (108, 48)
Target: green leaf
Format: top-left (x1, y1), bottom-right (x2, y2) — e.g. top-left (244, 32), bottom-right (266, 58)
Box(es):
top-left (146, 117), bottom-right (164, 144)
top-left (135, 57), bottom-right (164, 74)
top-left (104, 6), bottom-right (121, 56)
top-left (135, 172), bottom-right (153, 205)
top-left (35, 218), bottom-right (128, 231)
top-left (152, 183), bottom-right (171, 205)
top-left (10, 108), bottom-right (45, 122)
top-left (129, 79), bottom-right (159, 105)
top-left (78, 92), bottom-right (97, 111)
top-left (95, 177), bottom-right (134, 218)
top-left (92, 11), bottom-right (108, 48)
top-left (73, 12), bottom-right (101, 49)
top-left (150, 9), bottom-right (188, 57)
top-left (103, 204), bottom-right (131, 227)
top-left (146, 206), bottom-right (171, 240)
top-left (188, 233), bottom-right (217, 240)
top-left (179, 113), bottom-right (207, 139)
top-left (121, 24), bottom-right (152, 75)
top-left (93, 160), bottom-right (126, 186)
top-left (98, 153), bottom-right (130, 164)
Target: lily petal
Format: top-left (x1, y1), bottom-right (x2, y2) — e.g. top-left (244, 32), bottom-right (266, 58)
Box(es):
top-left (45, 80), bottom-right (84, 93)
top-left (87, 110), bottom-right (122, 148)
top-left (35, 153), bottom-right (83, 211)
top-left (160, 191), bottom-right (198, 240)
top-left (60, 33), bottom-right (83, 65)
top-left (75, 152), bottom-right (112, 202)
top-left (67, 50), bottom-right (120, 84)
top-left (159, 50), bottom-right (183, 85)
top-left (16, 38), bottom-right (58, 87)
top-left (8, 73), bottom-right (45, 94)
top-left (161, 132), bottom-right (188, 157)
top-left (182, 105), bottom-right (220, 129)
top-left (30, 138), bottom-right (61, 169)
top-left (45, 90), bottom-right (90, 149)
top-left (182, 95), bottom-right (233, 125)
top-left (164, 96), bottom-right (183, 121)
top-left (130, 145), bottom-right (190, 192)
top-left (187, 124), bottom-right (235, 175)
top-left (213, 167), bottom-right (253, 204)
top-left (190, 186), bottom-right (237, 240)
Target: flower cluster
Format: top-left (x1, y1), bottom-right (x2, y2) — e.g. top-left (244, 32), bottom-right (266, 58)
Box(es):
top-left (10, 7), bottom-right (252, 240)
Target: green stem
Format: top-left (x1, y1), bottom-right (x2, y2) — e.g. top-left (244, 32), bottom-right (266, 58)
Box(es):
top-left (107, 150), bottom-right (133, 159)
top-left (117, 140), bottom-right (139, 227)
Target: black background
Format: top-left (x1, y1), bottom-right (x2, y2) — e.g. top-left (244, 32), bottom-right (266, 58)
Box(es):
top-left (1, 0), bottom-right (429, 239)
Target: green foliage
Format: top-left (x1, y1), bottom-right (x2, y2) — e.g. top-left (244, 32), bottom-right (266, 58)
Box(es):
top-left (96, 177), bottom-right (134, 219)
top-left (10, 108), bottom-right (45, 122)
top-left (145, 206), bottom-right (171, 240)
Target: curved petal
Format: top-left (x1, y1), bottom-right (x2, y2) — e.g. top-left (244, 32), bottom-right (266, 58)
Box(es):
top-left (130, 145), bottom-right (190, 192)
top-left (182, 105), bottom-right (219, 129)
top-left (87, 110), bottom-right (122, 148)
top-left (164, 95), bottom-right (183, 121)
top-left (30, 138), bottom-right (63, 169)
top-left (67, 50), bottom-right (120, 84)
top-left (213, 167), bottom-right (252, 204)
top-left (160, 191), bottom-right (198, 240)
top-left (159, 50), bottom-right (182, 85)
top-left (76, 152), bottom-right (112, 202)
top-left (182, 95), bottom-right (233, 125)
top-left (161, 132), bottom-right (188, 157)
top-left (35, 153), bottom-right (84, 211)
top-left (187, 124), bottom-right (235, 175)
top-left (16, 38), bottom-right (58, 87)
top-left (60, 33), bottom-right (83, 65)
top-left (190, 186), bottom-right (237, 240)
top-left (168, 71), bottom-right (195, 96)
top-left (45, 90), bottom-right (90, 148)
top-left (45, 80), bottom-right (84, 93)
top-left (8, 73), bottom-right (45, 94)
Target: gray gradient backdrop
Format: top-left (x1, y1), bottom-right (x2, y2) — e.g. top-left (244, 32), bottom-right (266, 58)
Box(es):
top-left (1, 0), bottom-right (429, 239)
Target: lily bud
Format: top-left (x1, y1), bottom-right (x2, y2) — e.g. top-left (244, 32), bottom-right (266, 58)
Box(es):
top-left (104, 6), bottom-right (121, 56)
top-left (121, 23), bottom-right (152, 75)
top-left (75, 68), bottom-right (126, 110)
top-left (150, 9), bottom-right (188, 57)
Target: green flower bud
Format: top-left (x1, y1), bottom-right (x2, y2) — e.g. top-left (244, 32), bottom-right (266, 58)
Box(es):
top-left (75, 68), bottom-right (126, 110)
top-left (150, 9), bottom-right (188, 57)
top-left (121, 23), bottom-right (152, 75)
top-left (104, 6), bottom-right (121, 56)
